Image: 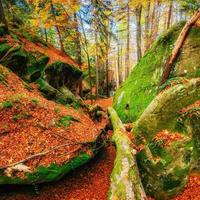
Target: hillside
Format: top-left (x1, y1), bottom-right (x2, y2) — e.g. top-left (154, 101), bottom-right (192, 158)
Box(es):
top-left (0, 64), bottom-right (105, 184)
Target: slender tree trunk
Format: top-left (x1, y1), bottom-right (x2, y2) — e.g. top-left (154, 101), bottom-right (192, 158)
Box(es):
top-left (93, 7), bottom-right (99, 99)
top-left (79, 15), bottom-right (93, 103)
top-left (0, 0), bottom-right (8, 33)
top-left (55, 25), bottom-right (64, 53)
top-left (74, 13), bottom-right (82, 97)
top-left (144, 0), bottom-right (151, 52)
top-left (50, 3), bottom-right (64, 53)
top-left (117, 38), bottom-right (122, 85)
top-left (120, 43), bottom-right (125, 82)
top-left (44, 28), bottom-right (48, 43)
top-left (125, 3), bottom-right (130, 78)
top-left (160, 8), bottom-right (200, 86)
top-left (106, 47), bottom-right (109, 97)
top-left (166, 1), bottom-right (173, 29)
top-left (136, 5), bottom-right (142, 62)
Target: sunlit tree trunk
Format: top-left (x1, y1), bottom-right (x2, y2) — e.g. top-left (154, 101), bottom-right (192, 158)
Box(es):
top-left (117, 37), bottom-right (122, 85)
top-left (136, 5), bottom-right (142, 62)
top-left (166, 0), bottom-right (173, 29)
top-left (74, 12), bottom-right (82, 97)
top-left (106, 43), bottom-right (109, 97)
top-left (79, 15), bottom-right (93, 103)
top-left (93, 6), bottom-right (99, 99)
top-left (44, 28), bottom-right (48, 43)
top-left (0, 0), bottom-right (8, 33)
top-left (125, 3), bottom-right (130, 78)
top-left (144, 0), bottom-right (151, 52)
top-left (50, 3), bottom-right (64, 53)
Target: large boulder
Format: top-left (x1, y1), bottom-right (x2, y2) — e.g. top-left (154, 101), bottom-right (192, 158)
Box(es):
top-left (113, 22), bottom-right (200, 123)
top-left (0, 31), bottom-right (82, 105)
top-left (133, 78), bottom-right (200, 199)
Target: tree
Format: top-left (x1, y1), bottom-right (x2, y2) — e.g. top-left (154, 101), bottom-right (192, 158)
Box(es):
top-left (125, 1), bottom-right (130, 77)
top-left (166, 0), bottom-right (173, 29)
top-left (135, 4), bottom-right (142, 62)
top-left (0, 0), bottom-right (9, 33)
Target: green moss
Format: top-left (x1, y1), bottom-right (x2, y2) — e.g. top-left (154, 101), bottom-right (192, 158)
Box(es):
top-left (0, 153), bottom-right (91, 184)
top-left (0, 43), bottom-right (11, 57)
top-left (45, 61), bottom-right (82, 78)
top-left (136, 135), bottom-right (193, 199)
top-left (114, 22), bottom-right (200, 123)
top-left (1, 101), bottom-right (13, 108)
top-left (56, 115), bottom-right (80, 127)
top-left (31, 98), bottom-right (40, 104)
top-left (12, 112), bottom-right (31, 122)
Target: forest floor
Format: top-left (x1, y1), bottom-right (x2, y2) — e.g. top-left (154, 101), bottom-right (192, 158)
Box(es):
top-left (0, 97), bottom-right (200, 200)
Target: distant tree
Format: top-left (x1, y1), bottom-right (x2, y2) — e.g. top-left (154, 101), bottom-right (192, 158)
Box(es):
top-left (0, 0), bottom-right (9, 33)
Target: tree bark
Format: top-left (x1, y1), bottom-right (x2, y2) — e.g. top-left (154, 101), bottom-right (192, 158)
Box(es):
top-left (50, 3), bottom-right (64, 53)
top-left (79, 15), bottom-right (93, 104)
top-left (166, 1), bottom-right (173, 29)
top-left (44, 28), bottom-right (48, 43)
top-left (160, 8), bottom-right (200, 86)
top-left (0, 0), bottom-right (9, 33)
top-left (108, 107), bottom-right (147, 200)
top-left (136, 5), bottom-right (142, 62)
top-left (144, 0), bottom-right (151, 52)
top-left (125, 3), bottom-right (130, 78)
top-left (93, 6), bottom-right (99, 99)
top-left (74, 12), bottom-right (83, 97)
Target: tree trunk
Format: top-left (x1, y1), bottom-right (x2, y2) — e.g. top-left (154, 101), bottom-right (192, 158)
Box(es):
top-left (136, 5), bottom-right (142, 62)
top-left (94, 7), bottom-right (99, 99)
top-left (160, 8), bottom-right (200, 86)
top-left (108, 107), bottom-right (147, 200)
top-left (117, 38), bottom-right (122, 86)
top-left (79, 15), bottom-right (93, 104)
top-left (166, 1), bottom-right (173, 29)
top-left (125, 3), bottom-right (130, 78)
top-left (74, 13), bottom-right (82, 97)
top-left (144, 0), bottom-right (151, 52)
top-left (106, 49), bottom-right (109, 97)
top-left (44, 28), bottom-right (48, 43)
top-left (50, 3), bottom-right (64, 53)
top-left (0, 0), bottom-right (8, 33)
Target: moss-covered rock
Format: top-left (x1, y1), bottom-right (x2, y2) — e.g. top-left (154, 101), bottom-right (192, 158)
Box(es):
top-left (131, 78), bottom-right (200, 199)
top-left (137, 133), bottom-right (193, 200)
top-left (113, 22), bottom-right (200, 123)
top-left (0, 32), bottom-right (82, 106)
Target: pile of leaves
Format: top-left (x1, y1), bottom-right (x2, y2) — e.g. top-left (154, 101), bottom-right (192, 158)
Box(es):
top-left (154, 130), bottom-right (184, 147)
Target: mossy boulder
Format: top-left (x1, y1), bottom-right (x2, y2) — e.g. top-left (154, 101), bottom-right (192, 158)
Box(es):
top-left (132, 78), bottom-right (200, 199)
top-left (137, 133), bottom-right (193, 200)
top-left (113, 22), bottom-right (200, 123)
top-left (0, 32), bottom-right (82, 106)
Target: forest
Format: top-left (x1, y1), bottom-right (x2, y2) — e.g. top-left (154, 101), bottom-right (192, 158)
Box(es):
top-left (0, 0), bottom-right (200, 200)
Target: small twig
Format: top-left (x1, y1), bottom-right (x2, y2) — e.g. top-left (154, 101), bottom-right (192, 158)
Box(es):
top-left (0, 142), bottom-right (85, 170)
